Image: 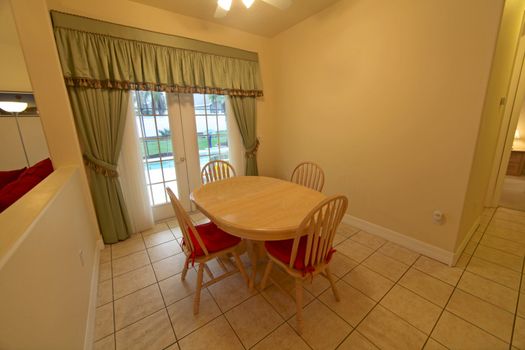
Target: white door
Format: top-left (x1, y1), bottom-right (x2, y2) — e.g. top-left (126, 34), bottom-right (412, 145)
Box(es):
top-left (132, 91), bottom-right (237, 221)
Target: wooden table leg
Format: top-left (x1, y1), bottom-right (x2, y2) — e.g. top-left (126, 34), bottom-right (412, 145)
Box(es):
top-left (245, 240), bottom-right (267, 289)
top-left (247, 240), bottom-right (259, 289)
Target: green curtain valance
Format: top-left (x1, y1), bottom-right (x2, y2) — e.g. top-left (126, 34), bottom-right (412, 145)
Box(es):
top-left (51, 14), bottom-right (263, 97)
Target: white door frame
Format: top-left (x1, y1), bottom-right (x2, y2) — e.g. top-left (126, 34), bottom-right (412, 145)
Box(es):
top-left (175, 93), bottom-right (203, 211)
top-left (486, 12), bottom-right (525, 207)
top-left (151, 93), bottom-right (201, 220)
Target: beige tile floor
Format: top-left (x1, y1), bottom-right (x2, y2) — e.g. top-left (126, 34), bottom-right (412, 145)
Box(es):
top-left (500, 176), bottom-right (525, 212)
top-left (94, 208), bottom-right (525, 350)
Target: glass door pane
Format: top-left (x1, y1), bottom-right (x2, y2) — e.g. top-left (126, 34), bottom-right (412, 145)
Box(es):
top-left (133, 91), bottom-right (177, 206)
top-left (193, 94), bottom-right (229, 170)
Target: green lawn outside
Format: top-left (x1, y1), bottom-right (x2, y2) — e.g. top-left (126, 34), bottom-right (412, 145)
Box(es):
top-left (141, 132), bottom-right (228, 159)
top-left (197, 131), bottom-right (228, 150)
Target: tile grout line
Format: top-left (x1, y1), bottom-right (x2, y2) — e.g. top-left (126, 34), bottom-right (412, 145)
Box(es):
top-left (110, 241), bottom-right (117, 349)
top-left (110, 244), bottom-right (117, 350)
top-left (467, 248), bottom-right (524, 275)
top-left (420, 208), bottom-right (497, 349)
top-left (476, 240), bottom-right (525, 259)
top-left (251, 254), bottom-right (320, 350)
top-left (205, 280), bottom-right (250, 350)
top-left (100, 214), bottom-right (524, 350)
top-left (329, 236), bottom-right (412, 349)
top-left (103, 221), bottom-right (421, 348)
top-left (508, 257), bottom-right (525, 349)
top-left (249, 229), bottom-right (363, 349)
top-left (95, 221), bottom-right (178, 348)
top-left (340, 253), bottom-right (422, 350)
top-left (253, 272), bottom-right (315, 350)
top-left (478, 208), bottom-right (525, 348)
top-left (142, 228), bottom-right (179, 349)
top-left (114, 225), bottom-right (178, 349)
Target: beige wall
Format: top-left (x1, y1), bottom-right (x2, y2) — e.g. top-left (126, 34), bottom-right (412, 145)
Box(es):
top-left (0, 168), bottom-right (98, 350)
top-left (269, 0), bottom-right (503, 253)
top-left (46, 0), bottom-right (278, 177)
top-left (9, 0), bottom-right (101, 243)
top-left (457, 0), bottom-right (525, 250)
top-left (0, 0), bottom-right (31, 91)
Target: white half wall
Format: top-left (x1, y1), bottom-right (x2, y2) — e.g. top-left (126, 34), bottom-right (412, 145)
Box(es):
top-left (0, 167), bottom-right (99, 350)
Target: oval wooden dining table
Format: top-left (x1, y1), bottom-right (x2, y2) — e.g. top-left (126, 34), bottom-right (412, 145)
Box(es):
top-left (190, 176), bottom-right (327, 288)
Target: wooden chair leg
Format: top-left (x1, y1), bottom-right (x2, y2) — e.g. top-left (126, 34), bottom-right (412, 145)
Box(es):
top-left (232, 251), bottom-right (249, 285)
top-left (260, 260), bottom-right (273, 290)
top-left (203, 263), bottom-right (214, 280)
top-left (217, 256), bottom-right (229, 273)
top-left (295, 278), bottom-right (304, 334)
top-left (181, 256), bottom-right (190, 281)
top-left (194, 263), bottom-right (205, 315)
top-left (325, 265), bottom-right (340, 301)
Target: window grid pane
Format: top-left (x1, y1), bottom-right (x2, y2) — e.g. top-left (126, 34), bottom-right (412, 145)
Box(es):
top-left (193, 94), bottom-right (229, 169)
top-left (133, 91), bottom-right (174, 206)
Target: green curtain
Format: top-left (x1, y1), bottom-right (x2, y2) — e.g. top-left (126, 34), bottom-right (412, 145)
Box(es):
top-left (230, 96), bottom-right (259, 175)
top-left (68, 87), bottom-right (131, 243)
top-left (54, 27), bottom-right (263, 97)
top-left (52, 12), bottom-right (263, 242)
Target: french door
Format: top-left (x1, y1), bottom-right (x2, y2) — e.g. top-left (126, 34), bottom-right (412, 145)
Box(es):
top-left (132, 91), bottom-right (233, 221)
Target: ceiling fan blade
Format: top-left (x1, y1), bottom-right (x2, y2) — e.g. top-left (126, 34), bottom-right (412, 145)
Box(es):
top-left (260, 0), bottom-right (292, 10)
top-left (214, 4), bottom-right (229, 18)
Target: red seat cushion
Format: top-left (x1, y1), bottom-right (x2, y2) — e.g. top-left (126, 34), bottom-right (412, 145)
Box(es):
top-left (0, 167), bottom-right (26, 190)
top-left (0, 158), bottom-right (54, 213)
top-left (265, 236), bottom-right (335, 273)
top-left (187, 221), bottom-right (241, 257)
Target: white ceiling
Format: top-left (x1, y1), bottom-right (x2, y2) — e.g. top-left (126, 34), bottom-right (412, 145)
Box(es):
top-left (129, 0), bottom-right (341, 37)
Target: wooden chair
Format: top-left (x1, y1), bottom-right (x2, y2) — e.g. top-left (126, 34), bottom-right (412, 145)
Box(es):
top-left (201, 160), bottom-right (236, 184)
top-left (260, 195), bottom-right (348, 333)
top-left (290, 161), bottom-right (325, 192)
top-left (166, 188), bottom-right (249, 314)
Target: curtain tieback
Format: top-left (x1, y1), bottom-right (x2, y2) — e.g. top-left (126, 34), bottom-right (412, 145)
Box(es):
top-left (83, 154), bottom-right (119, 178)
top-left (245, 139), bottom-right (260, 159)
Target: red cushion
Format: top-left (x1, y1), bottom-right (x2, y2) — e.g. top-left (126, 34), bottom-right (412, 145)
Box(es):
top-left (187, 221), bottom-right (241, 257)
top-left (265, 236), bottom-right (335, 272)
top-left (0, 158), bottom-right (54, 212)
top-left (21, 158), bottom-right (53, 179)
top-left (0, 167), bottom-right (26, 190)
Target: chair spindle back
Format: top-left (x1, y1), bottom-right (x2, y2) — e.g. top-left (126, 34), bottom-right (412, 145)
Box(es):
top-left (289, 195), bottom-right (348, 270)
top-left (290, 161), bottom-right (325, 192)
top-left (201, 160), bottom-right (236, 184)
top-left (166, 187), bottom-right (209, 256)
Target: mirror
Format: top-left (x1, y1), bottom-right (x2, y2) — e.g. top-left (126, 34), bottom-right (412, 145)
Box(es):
top-left (0, 1), bottom-right (50, 171)
top-left (0, 92), bottom-right (50, 170)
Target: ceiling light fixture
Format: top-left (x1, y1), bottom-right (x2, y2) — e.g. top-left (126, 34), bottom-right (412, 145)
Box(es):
top-left (218, 0), bottom-right (232, 11)
top-left (0, 101), bottom-right (28, 113)
top-left (215, 0), bottom-right (292, 18)
top-left (242, 0), bottom-right (255, 8)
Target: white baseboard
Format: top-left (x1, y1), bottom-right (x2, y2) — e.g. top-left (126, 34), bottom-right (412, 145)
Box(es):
top-left (451, 216), bottom-right (480, 266)
top-left (83, 239), bottom-right (103, 350)
top-left (342, 214), bottom-right (455, 265)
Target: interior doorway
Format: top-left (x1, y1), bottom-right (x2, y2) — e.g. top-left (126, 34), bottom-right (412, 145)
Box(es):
top-left (499, 102), bottom-right (525, 211)
top-left (487, 14), bottom-right (525, 212)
